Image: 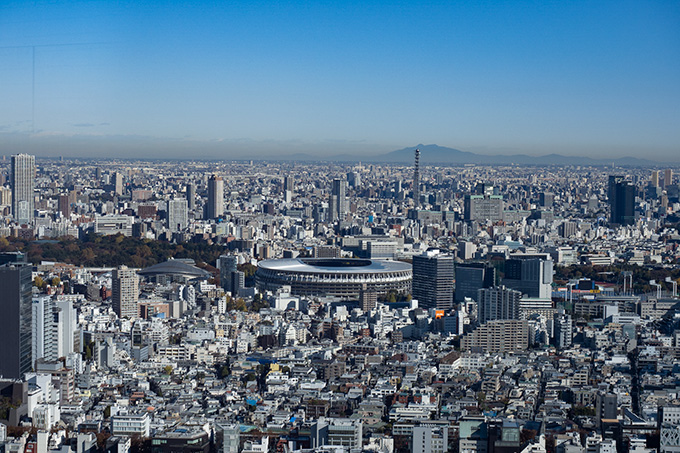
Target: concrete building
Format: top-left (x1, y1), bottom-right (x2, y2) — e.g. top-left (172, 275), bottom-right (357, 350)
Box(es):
top-left (502, 254), bottom-right (553, 299)
top-left (11, 153), bottom-right (35, 225)
top-left (112, 266), bottom-right (139, 319)
top-left (477, 285), bottom-right (521, 324)
top-left (167, 198), bottom-right (188, 232)
top-left (412, 250), bottom-right (454, 310)
top-left (461, 320), bottom-right (529, 353)
top-left (0, 253), bottom-right (33, 379)
top-left (206, 175), bottom-right (224, 219)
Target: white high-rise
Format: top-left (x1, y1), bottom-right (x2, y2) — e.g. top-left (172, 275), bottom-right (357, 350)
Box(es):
top-left (11, 153), bottom-right (35, 225)
top-left (32, 296), bottom-right (56, 364)
top-left (113, 266), bottom-right (139, 318)
top-left (168, 198), bottom-right (188, 232)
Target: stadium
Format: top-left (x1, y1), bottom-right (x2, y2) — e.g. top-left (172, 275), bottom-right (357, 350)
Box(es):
top-left (255, 258), bottom-right (412, 298)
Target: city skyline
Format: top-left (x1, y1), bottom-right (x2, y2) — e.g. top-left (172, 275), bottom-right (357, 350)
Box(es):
top-left (1, 1), bottom-right (679, 161)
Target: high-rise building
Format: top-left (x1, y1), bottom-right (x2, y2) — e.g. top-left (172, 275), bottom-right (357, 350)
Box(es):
top-left (455, 263), bottom-right (496, 302)
top-left (330, 178), bottom-right (348, 221)
top-left (477, 285), bottom-right (521, 324)
top-left (284, 175), bottom-right (294, 192)
top-left (58, 194), bottom-right (70, 218)
top-left (219, 255), bottom-right (244, 296)
top-left (55, 300), bottom-right (77, 357)
top-left (186, 183), bottom-right (196, 210)
top-left (608, 176), bottom-right (635, 226)
top-left (664, 168), bottom-right (673, 189)
top-left (539, 192), bottom-right (554, 208)
top-left (113, 172), bottom-right (125, 195)
top-left (32, 296), bottom-right (56, 365)
top-left (412, 250), bottom-right (454, 310)
top-left (112, 266), bottom-right (139, 318)
top-left (651, 170), bottom-right (660, 188)
top-left (502, 254), bottom-right (553, 299)
top-left (10, 153), bottom-right (35, 225)
top-left (461, 319), bottom-right (529, 353)
top-left (0, 252), bottom-right (33, 379)
top-left (553, 310), bottom-right (573, 349)
top-left (206, 175), bottom-right (224, 219)
top-left (464, 194), bottom-right (503, 222)
top-left (167, 198), bottom-right (188, 232)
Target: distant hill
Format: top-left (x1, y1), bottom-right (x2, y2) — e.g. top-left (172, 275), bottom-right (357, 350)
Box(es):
top-left (363, 144), bottom-right (658, 166)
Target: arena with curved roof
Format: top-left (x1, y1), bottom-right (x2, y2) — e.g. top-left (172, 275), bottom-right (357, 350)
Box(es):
top-left (255, 258), bottom-right (412, 298)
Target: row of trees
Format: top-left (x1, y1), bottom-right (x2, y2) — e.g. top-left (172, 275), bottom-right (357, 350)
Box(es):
top-left (0, 234), bottom-right (225, 268)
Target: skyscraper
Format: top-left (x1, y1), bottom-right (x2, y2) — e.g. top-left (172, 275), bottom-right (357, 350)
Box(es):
top-left (186, 183), bottom-right (196, 210)
top-left (32, 296), bottom-right (56, 364)
top-left (206, 175), bottom-right (224, 219)
top-left (112, 266), bottom-right (139, 318)
top-left (455, 263), bottom-right (496, 302)
top-left (167, 198), bottom-right (188, 232)
top-left (10, 153), bottom-right (35, 225)
top-left (651, 170), bottom-right (660, 188)
top-left (113, 172), bottom-right (125, 195)
top-left (502, 254), bottom-right (553, 298)
top-left (477, 285), bottom-right (521, 324)
top-left (412, 250), bottom-right (454, 310)
top-left (0, 252), bottom-right (33, 379)
top-left (219, 254), bottom-right (244, 296)
top-left (664, 168), bottom-right (673, 189)
top-left (608, 175), bottom-right (635, 226)
top-left (330, 178), bottom-right (348, 221)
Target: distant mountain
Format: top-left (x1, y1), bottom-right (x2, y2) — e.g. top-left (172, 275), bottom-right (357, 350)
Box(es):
top-left (364, 144), bottom-right (658, 166)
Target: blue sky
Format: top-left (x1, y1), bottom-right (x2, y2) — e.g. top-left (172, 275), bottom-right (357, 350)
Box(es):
top-left (1, 0), bottom-right (679, 160)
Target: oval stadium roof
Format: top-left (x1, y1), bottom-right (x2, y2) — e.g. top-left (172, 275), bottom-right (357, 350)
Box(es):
top-left (138, 259), bottom-right (211, 279)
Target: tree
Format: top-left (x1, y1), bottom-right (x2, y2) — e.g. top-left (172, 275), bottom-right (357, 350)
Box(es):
top-left (51, 277), bottom-right (61, 287)
top-left (163, 365), bottom-right (173, 375)
top-left (34, 276), bottom-right (45, 289)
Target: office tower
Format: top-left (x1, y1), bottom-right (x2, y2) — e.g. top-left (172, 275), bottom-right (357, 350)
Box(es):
top-left (664, 168), bottom-right (673, 188)
top-left (10, 153), bottom-right (35, 225)
top-left (206, 175), bottom-right (224, 219)
top-left (461, 319), bottom-right (529, 353)
top-left (219, 255), bottom-right (244, 296)
top-left (32, 296), bottom-right (56, 364)
top-left (112, 266), bottom-right (139, 318)
top-left (347, 171), bottom-right (360, 188)
top-left (186, 183), bottom-right (196, 210)
top-left (0, 253), bottom-right (33, 379)
top-left (412, 250), bottom-right (454, 310)
top-left (553, 310), bottom-right (573, 349)
top-left (539, 192), bottom-right (554, 208)
top-left (455, 262), bottom-right (496, 302)
top-left (95, 167), bottom-right (102, 181)
top-left (167, 198), bottom-right (188, 232)
top-left (477, 285), bottom-right (521, 324)
top-left (58, 194), bottom-right (70, 217)
top-left (608, 176), bottom-right (635, 226)
top-left (413, 148), bottom-right (420, 207)
top-left (113, 172), bottom-right (124, 195)
top-left (55, 300), bottom-right (77, 357)
top-left (464, 194), bottom-right (504, 222)
top-left (651, 170), bottom-right (660, 188)
top-left (284, 175), bottom-right (294, 192)
top-left (502, 254), bottom-right (553, 298)
top-left (330, 178), bottom-right (348, 221)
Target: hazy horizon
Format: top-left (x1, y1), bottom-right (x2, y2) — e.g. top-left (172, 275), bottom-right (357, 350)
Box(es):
top-left (1, 1), bottom-right (679, 162)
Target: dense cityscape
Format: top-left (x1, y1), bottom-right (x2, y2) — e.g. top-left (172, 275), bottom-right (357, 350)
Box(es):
top-left (0, 153), bottom-right (679, 453)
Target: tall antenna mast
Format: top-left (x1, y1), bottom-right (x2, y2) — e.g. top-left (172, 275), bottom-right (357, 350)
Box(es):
top-left (413, 148), bottom-right (420, 208)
